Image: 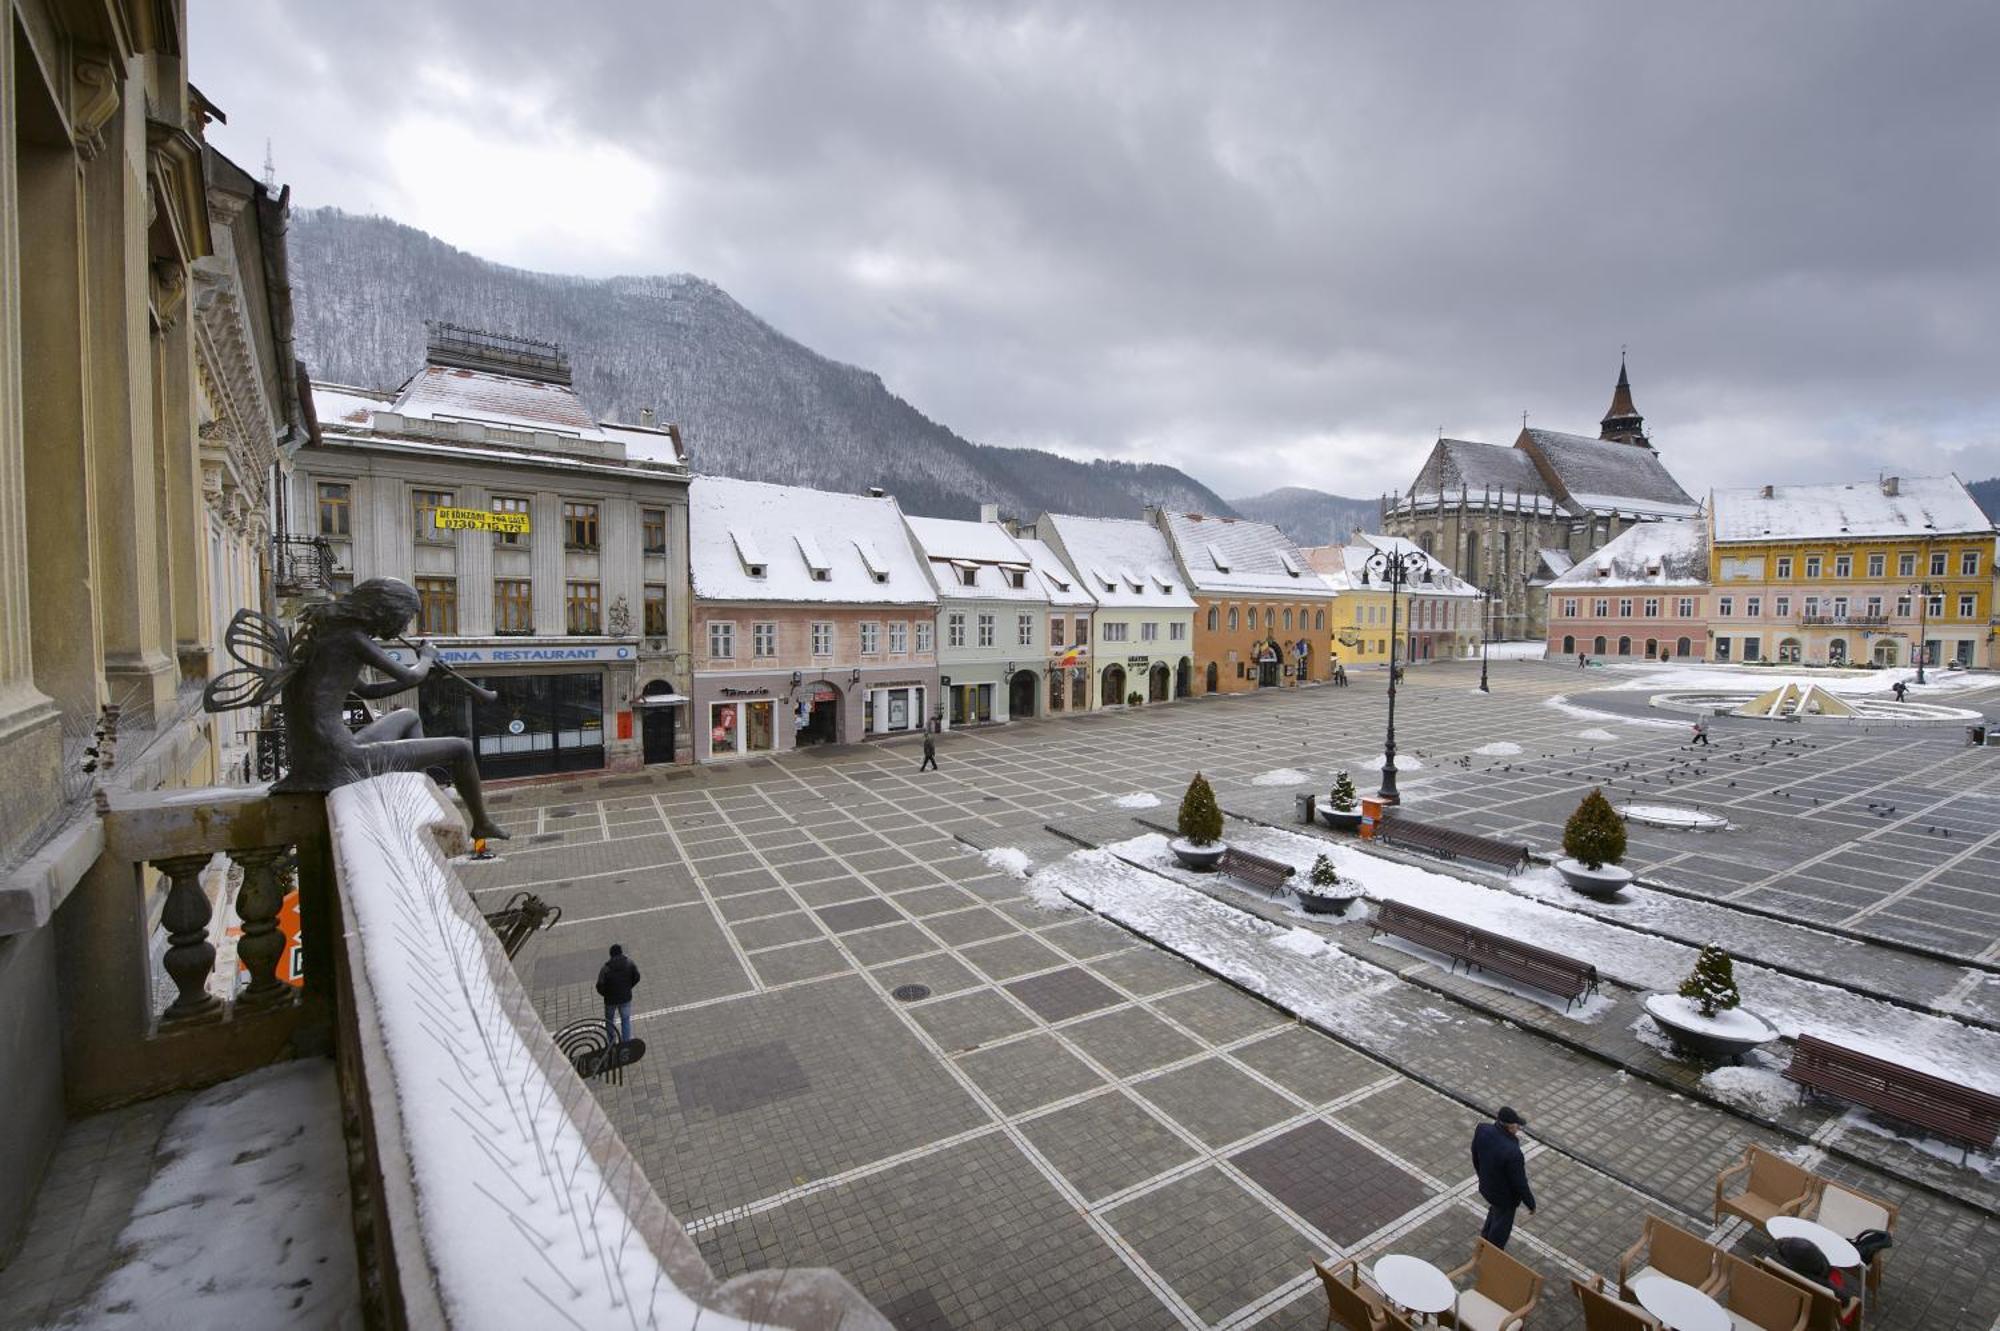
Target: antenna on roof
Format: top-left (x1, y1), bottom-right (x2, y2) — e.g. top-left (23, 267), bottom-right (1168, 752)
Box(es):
top-left (1521, 410), bottom-right (1529, 430)
top-left (262, 138), bottom-right (276, 190)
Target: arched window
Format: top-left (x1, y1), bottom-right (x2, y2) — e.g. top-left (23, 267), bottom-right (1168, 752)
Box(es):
top-left (1828, 637), bottom-right (1848, 665)
top-left (1778, 638), bottom-right (1802, 663)
top-left (1283, 608), bottom-right (1293, 631)
top-left (1264, 607), bottom-right (1274, 629)
top-left (1314, 609), bottom-right (1325, 631)
top-left (1206, 605), bottom-right (1218, 631)
top-left (1593, 635), bottom-right (1607, 655)
top-left (1463, 533), bottom-right (1480, 582)
top-left (1617, 636), bottom-right (1631, 656)
top-left (1228, 606), bottom-right (1239, 631)
top-left (1676, 636), bottom-right (1692, 658)
top-left (1562, 635), bottom-right (1575, 655)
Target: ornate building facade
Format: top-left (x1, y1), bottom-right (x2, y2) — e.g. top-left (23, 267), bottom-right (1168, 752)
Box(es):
top-left (1381, 364), bottom-right (1699, 640)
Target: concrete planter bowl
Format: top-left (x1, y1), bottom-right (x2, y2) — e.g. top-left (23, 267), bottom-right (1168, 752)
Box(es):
top-left (1297, 888), bottom-right (1361, 916)
top-left (1168, 838), bottom-right (1226, 872)
top-left (1643, 993), bottom-right (1778, 1064)
top-left (1315, 800), bottom-right (1364, 832)
top-left (1556, 858), bottom-right (1634, 899)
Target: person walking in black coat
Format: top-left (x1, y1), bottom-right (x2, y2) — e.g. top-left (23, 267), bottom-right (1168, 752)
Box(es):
top-left (1470, 1106), bottom-right (1536, 1249)
top-left (919, 732), bottom-right (938, 772)
top-left (1892, 680), bottom-right (1908, 703)
top-left (596, 944), bottom-right (640, 1047)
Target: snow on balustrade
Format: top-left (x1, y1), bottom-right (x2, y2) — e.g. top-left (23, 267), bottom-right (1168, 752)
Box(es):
top-left (329, 773), bottom-right (883, 1330)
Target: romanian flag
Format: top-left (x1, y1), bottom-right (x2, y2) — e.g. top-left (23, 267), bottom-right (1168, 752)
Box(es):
top-left (1054, 648), bottom-right (1085, 668)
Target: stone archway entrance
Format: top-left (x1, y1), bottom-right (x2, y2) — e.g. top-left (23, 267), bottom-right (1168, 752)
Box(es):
top-left (1205, 661), bottom-right (1219, 694)
top-left (1175, 658), bottom-right (1191, 699)
top-left (796, 680), bottom-right (843, 746)
top-left (639, 679), bottom-right (683, 764)
top-left (1008, 670), bottom-right (1037, 720)
top-left (1102, 663), bottom-right (1127, 706)
top-left (1149, 662), bottom-right (1171, 702)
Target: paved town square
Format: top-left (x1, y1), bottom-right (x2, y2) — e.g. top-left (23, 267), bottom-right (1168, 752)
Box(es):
top-left (461, 660), bottom-right (2000, 1330)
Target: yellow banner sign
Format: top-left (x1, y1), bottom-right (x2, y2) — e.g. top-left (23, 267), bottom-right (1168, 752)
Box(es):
top-left (434, 506), bottom-right (531, 534)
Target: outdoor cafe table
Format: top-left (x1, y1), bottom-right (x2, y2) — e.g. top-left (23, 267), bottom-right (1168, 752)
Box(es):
top-left (1371, 1255), bottom-right (1455, 1324)
top-left (1631, 1274), bottom-right (1730, 1331)
top-left (1768, 1215), bottom-right (1864, 1269)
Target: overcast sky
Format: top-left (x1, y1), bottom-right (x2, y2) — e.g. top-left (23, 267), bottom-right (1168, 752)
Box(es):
top-left (193, 2), bottom-right (2000, 501)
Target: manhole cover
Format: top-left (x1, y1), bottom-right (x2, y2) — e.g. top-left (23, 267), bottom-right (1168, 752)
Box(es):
top-left (890, 984), bottom-right (932, 1002)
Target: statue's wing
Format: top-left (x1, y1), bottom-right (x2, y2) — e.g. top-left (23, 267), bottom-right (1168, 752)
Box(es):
top-left (201, 610), bottom-right (296, 713)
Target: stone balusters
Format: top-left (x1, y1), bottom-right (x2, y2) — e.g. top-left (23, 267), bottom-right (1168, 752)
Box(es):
top-left (230, 846), bottom-right (293, 1009)
top-left (153, 852), bottom-right (221, 1023)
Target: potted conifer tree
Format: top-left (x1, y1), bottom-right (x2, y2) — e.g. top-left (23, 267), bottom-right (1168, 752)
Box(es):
top-left (1295, 852), bottom-right (1362, 915)
top-left (1644, 943), bottom-right (1777, 1062)
top-left (1556, 788), bottom-right (1634, 897)
top-left (1169, 771), bottom-right (1227, 870)
top-left (1316, 770), bottom-right (1363, 832)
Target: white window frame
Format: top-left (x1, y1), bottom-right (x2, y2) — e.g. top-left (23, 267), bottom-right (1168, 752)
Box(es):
top-left (708, 620), bottom-right (735, 660)
top-left (976, 613), bottom-right (995, 648)
top-left (947, 613), bottom-right (966, 648)
top-left (889, 621), bottom-right (909, 654)
top-left (1140, 621), bottom-right (1159, 642)
top-left (751, 622), bottom-right (776, 657)
top-left (859, 622), bottom-right (880, 654)
top-left (811, 621), bottom-right (833, 657)
top-left (915, 621), bottom-right (934, 653)
top-left (1017, 613), bottom-right (1034, 647)
top-left (1170, 621), bottom-right (1187, 641)
top-left (1102, 622), bottom-right (1129, 643)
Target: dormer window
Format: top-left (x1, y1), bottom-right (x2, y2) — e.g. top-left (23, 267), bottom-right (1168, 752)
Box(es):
top-left (1207, 542), bottom-right (1232, 573)
top-left (958, 566), bottom-right (978, 587)
top-left (1008, 569), bottom-right (1026, 589)
top-left (796, 532), bottom-right (832, 581)
top-left (1276, 551), bottom-right (1302, 577)
top-left (854, 538), bottom-right (890, 584)
top-left (730, 528), bottom-right (768, 579)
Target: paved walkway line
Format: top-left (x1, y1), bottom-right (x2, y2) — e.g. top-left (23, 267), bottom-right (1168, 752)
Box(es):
top-left (1841, 821), bottom-right (2000, 928)
top-left (650, 791), bottom-right (769, 994)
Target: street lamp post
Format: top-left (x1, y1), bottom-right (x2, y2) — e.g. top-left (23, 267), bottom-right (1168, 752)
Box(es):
top-left (1914, 529), bottom-right (1937, 684)
top-left (1478, 577), bottom-right (1495, 693)
top-left (1368, 546), bottom-right (1431, 804)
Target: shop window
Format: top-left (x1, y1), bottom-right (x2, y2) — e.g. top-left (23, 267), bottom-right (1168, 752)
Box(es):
top-left (413, 489), bottom-right (452, 543)
top-left (494, 579), bottom-right (533, 635)
top-left (565, 582), bottom-right (602, 634)
top-left (642, 508), bottom-right (667, 554)
top-left (644, 584), bottom-right (669, 636)
top-left (317, 482), bottom-right (352, 537)
top-left (492, 495), bottom-right (530, 545)
top-left (416, 577), bottom-right (457, 635)
top-left (563, 501), bottom-right (600, 551)
top-left (711, 700), bottom-right (774, 755)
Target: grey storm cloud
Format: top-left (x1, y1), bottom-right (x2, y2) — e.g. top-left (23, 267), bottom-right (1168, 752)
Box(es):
top-left (192, 1), bottom-right (2000, 500)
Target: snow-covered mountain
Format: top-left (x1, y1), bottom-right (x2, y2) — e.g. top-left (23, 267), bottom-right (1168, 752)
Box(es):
top-left (287, 208), bottom-right (1236, 523)
top-left (1228, 486), bottom-right (1381, 548)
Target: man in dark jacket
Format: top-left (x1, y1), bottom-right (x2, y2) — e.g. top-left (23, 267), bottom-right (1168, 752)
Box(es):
top-left (1470, 1106), bottom-right (1536, 1249)
top-left (596, 944), bottom-right (640, 1047)
top-left (919, 731), bottom-right (938, 772)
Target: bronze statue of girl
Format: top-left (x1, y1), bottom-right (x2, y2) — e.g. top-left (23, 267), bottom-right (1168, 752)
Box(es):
top-left (205, 577), bottom-right (508, 840)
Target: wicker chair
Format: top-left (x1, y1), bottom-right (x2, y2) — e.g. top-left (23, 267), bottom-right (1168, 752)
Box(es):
top-left (1616, 1215), bottom-right (1725, 1300)
top-left (1721, 1252), bottom-right (1811, 1331)
top-left (1314, 1258), bottom-right (1388, 1331)
top-left (1571, 1275), bottom-right (1661, 1330)
top-left (1442, 1239), bottom-right (1543, 1331)
top-left (1715, 1144), bottom-right (1814, 1228)
top-left (1812, 1178), bottom-right (1897, 1304)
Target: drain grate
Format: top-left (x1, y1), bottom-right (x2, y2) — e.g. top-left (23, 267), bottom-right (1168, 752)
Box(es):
top-left (890, 984), bottom-right (932, 1002)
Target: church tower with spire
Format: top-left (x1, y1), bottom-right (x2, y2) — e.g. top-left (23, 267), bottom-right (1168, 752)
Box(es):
top-left (1599, 357), bottom-right (1650, 448)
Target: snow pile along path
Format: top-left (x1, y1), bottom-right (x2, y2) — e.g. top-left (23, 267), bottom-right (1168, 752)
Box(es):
top-left (982, 846), bottom-right (1033, 877)
top-left (1473, 742), bottom-right (1523, 757)
top-left (1119, 822), bottom-right (2000, 1095)
top-left (1111, 792), bottom-right (1161, 809)
top-left (1251, 768), bottom-right (1314, 786)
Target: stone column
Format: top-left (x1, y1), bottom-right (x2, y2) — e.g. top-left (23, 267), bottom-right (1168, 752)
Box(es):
top-left (0, 26), bottom-right (62, 854)
top-left (533, 490), bottom-right (564, 635)
top-left (457, 483), bottom-right (493, 635)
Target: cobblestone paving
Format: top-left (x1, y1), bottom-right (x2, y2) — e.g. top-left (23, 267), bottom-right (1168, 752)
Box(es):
top-left (468, 659), bottom-right (2000, 1330)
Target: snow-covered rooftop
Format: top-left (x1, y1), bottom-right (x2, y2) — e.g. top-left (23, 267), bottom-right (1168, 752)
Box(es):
top-left (905, 516), bottom-right (1047, 604)
top-left (1711, 475), bottom-right (1996, 544)
top-left (392, 365), bottom-right (605, 438)
top-left (1038, 514), bottom-right (1197, 610)
top-left (1158, 512), bottom-right (1332, 597)
top-left (598, 420), bottom-right (686, 466)
top-left (692, 476), bottom-right (936, 605)
top-left (1548, 517), bottom-right (1708, 589)
top-left (1299, 538), bottom-right (1477, 596)
top-left (1014, 536), bottom-right (1098, 608)
top-left (310, 382), bottom-right (392, 428)
top-left (1519, 427), bottom-right (1699, 516)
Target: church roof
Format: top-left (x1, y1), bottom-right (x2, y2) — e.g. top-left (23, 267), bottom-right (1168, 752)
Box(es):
top-left (1602, 359), bottom-right (1641, 428)
top-left (1519, 428), bottom-right (1699, 517)
top-left (1412, 438), bottom-right (1552, 498)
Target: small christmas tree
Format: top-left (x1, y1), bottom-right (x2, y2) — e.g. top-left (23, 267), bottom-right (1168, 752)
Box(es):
top-left (1562, 788), bottom-right (1627, 870)
top-left (1309, 853), bottom-right (1339, 888)
top-left (1328, 770), bottom-right (1358, 813)
top-left (1677, 943), bottom-right (1742, 1018)
top-left (1177, 772), bottom-right (1223, 847)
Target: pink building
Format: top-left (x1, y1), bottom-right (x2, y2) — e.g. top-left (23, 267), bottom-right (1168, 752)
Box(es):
top-left (1545, 519), bottom-right (1709, 661)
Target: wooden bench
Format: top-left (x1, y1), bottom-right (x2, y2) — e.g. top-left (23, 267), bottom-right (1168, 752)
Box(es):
top-left (1372, 899), bottom-right (1599, 1009)
top-left (1783, 1033), bottom-right (2000, 1160)
top-left (1218, 846), bottom-right (1295, 897)
top-left (1375, 813), bottom-right (1532, 875)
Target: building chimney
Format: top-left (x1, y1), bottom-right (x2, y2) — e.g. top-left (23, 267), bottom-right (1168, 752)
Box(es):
top-left (638, 406), bottom-right (657, 428)
top-left (979, 502), bottom-right (1000, 524)
top-left (867, 486), bottom-right (887, 499)
top-left (1759, 484), bottom-right (1774, 500)
top-left (1881, 475), bottom-right (1900, 497)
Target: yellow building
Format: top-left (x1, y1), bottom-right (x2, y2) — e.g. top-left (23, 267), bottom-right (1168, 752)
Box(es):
top-left (1708, 476), bottom-right (1997, 668)
top-left (1304, 537), bottom-right (1482, 669)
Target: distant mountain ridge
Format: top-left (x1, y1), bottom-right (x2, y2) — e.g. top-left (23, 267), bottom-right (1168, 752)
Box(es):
top-left (1970, 477), bottom-right (2000, 523)
top-left (286, 208), bottom-right (1236, 523)
top-left (1228, 486), bottom-right (1380, 548)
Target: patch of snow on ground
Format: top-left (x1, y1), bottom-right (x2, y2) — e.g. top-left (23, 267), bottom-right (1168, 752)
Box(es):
top-left (1271, 927), bottom-right (1331, 957)
top-left (65, 1060), bottom-right (357, 1329)
top-left (1602, 663), bottom-right (1990, 697)
top-left (1543, 693), bottom-right (1688, 729)
top-left (1356, 753), bottom-right (1423, 770)
top-left (1701, 1063), bottom-right (1796, 1118)
top-left (1575, 728), bottom-right (1619, 741)
top-left (1252, 768), bottom-right (1314, 786)
top-left (1112, 792), bottom-right (1161, 809)
top-left (1840, 1111), bottom-right (2000, 1181)
top-left (982, 846), bottom-right (1033, 877)
top-left (1485, 641), bottom-right (1551, 660)
top-left (1027, 879), bottom-right (1075, 912)
top-left (1474, 742), bottom-right (1523, 756)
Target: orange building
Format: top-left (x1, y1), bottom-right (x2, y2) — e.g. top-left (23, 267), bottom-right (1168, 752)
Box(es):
top-left (1154, 511), bottom-right (1335, 693)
